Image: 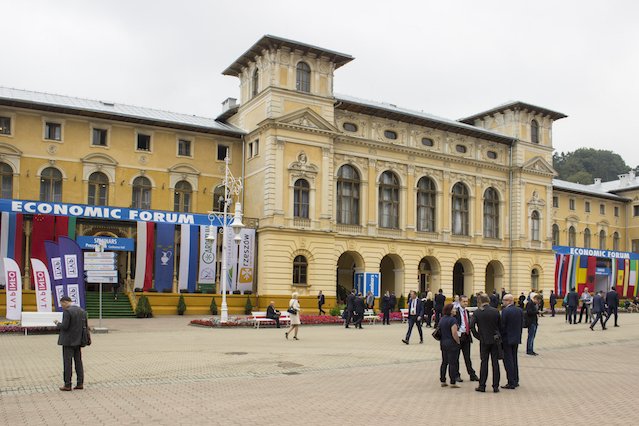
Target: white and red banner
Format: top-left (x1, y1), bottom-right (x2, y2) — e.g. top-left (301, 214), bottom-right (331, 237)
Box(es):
top-left (134, 221), bottom-right (155, 291)
top-left (3, 257), bottom-right (22, 320)
top-left (236, 228), bottom-right (256, 293)
top-left (198, 225), bottom-right (216, 285)
top-left (31, 258), bottom-right (53, 312)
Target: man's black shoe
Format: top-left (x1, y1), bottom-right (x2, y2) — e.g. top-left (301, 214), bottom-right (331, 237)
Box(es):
top-left (470, 376), bottom-right (479, 381)
top-left (501, 384), bottom-right (515, 390)
top-left (402, 339), bottom-right (409, 345)
top-left (475, 387), bottom-right (485, 393)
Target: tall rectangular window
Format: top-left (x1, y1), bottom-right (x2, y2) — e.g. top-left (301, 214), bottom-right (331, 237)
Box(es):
top-left (600, 204), bottom-right (606, 215)
top-left (585, 201), bottom-right (590, 213)
top-left (569, 199), bottom-right (575, 210)
top-left (45, 122), bottom-right (62, 140)
top-left (552, 196), bottom-right (558, 208)
top-left (0, 117), bottom-right (10, 135)
top-left (137, 133), bottom-right (151, 151)
top-left (92, 128), bottom-right (108, 146)
top-left (614, 206), bottom-right (619, 217)
top-left (633, 239), bottom-right (639, 253)
top-left (178, 139), bottom-right (191, 156)
top-left (217, 144), bottom-right (229, 161)
top-left (634, 205), bottom-right (639, 217)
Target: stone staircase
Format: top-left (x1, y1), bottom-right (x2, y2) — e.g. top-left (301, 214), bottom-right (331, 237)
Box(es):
top-left (85, 291), bottom-right (135, 318)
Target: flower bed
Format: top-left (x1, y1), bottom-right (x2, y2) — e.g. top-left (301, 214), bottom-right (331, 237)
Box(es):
top-left (189, 313), bottom-right (405, 328)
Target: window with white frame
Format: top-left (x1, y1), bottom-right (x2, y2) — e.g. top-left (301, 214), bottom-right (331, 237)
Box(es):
top-left (136, 133), bottom-right (151, 151)
top-left (0, 116), bottom-right (11, 135)
top-left (45, 122), bottom-right (62, 141)
top-left (92, 127), bottom-right (108, 146)
top-left (178, 139), bottom-right (192, 157)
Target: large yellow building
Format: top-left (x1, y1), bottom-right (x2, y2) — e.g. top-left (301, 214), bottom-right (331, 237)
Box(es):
top-left (1, 35), bottom-right (637, 314)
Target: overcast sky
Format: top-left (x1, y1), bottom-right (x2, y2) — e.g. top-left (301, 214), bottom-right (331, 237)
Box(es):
top-left (3, 0), bottom-right (638, 168)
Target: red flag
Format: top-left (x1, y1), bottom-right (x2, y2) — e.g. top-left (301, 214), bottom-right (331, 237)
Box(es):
top-left (30, 214), bottom-right (55, 289)
top-left (144, 222), bottom-right (154, 291)
top-left (14, 213), bottom-right (23, 273)
top-left (54, 216), bottom-right (69, 241)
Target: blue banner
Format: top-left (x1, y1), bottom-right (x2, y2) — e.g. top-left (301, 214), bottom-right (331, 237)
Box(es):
top-left (0, 199), bottom-right (226, 226)
top-left (44, 240), bottom-right (65, 311)
top-left (365, 272), bottom-right (381, 297)
top-left (154, 223), bottom-right (175, 291)
top-left (77, 236), bottom-right (134, 251)
top-left (553, 245), bottom-right (639, 260)
top-left (58, 237), bottom-right (86, 309)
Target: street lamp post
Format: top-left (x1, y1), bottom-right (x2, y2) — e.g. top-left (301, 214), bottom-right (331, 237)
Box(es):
top-left (207, 154), bottom-right (243, 323)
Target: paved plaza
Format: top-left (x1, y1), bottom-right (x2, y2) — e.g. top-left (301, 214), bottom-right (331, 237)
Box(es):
top-left (1, 313), bottom-right (638, 425)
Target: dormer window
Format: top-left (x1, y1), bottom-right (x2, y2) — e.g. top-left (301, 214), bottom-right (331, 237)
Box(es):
top-left (296, 62), bottom-right (311, 93)
top-left (531, 119), bottom-right (540, 144)
top-left (343, 122), bottom-right (358, 132)
top-left (384, 130), bottom-right (397, 140)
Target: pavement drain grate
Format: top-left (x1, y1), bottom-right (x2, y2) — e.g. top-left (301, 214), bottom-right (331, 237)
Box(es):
top-left (224, 352), bottom-right (248, 355)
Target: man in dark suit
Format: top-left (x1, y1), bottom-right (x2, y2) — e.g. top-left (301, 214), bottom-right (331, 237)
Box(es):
top-left (518, 292), bottom-right (526, 308)
top-left (566, 288), bottom-right (579, 324)
top-left (317, 290), bottom-right (326, 315)
top-left (266, 301), bottom-right (281, 328)
top-left (454, 295), bottom-right (478, 382)
top-left (54, 296), bottom-right (86, 391)
top-left (489, 291), bottom-right (499, 308)
top-left (549, 290), bottom-right (557, 317)
top-left (402, 291), bottom-right (424, 344)
top-left (500, 294), bottom-right (523, 389)
top-left (590, 290), bottom-right (607, 330)
top-left (389, 292), bottom-right (397, 312)
top-left (604, 286), bottom-right (620, 327)
top-left (345, 289), bottom-right (356, 328)
top-left (381, 291), bottom-right (391, 325)
top-left (353, 293), bottom-right (366, 329)
top-left (470, 294), bottom-right (501, 393)
top-left (434, 289), bottom-right (446, 326)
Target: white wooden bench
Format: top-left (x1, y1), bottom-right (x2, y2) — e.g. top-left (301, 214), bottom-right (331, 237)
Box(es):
top-left (21, 312), bottom-right (63, 335)
top-left (251, 311), bottom-right (291, 329)
top-left (363, 309), bottom-right (379, 324)
top-left (400, 309), bottom-right (409, 323)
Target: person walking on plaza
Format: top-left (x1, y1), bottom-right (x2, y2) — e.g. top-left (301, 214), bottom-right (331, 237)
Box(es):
top-left (518, 292), bottom-right (526, 309)
top-left (285, 292), bottom-right (301, 340)
top-left (266, 301), bottom-right (281, 328)
top-left (590, 290), bottom-right (607, 331)
top-left (438, 303), bottom-right (461, 388)
top-left (345, 289), bottom-right (356, 328)
top-left (381, 291), bottom-right (391, 325)
top-left (604, 286), bottom-right (620, 327)
top-left (525, 295), bottom-right (541, 355)
top-left (434, 289), bottom-right (446, 326)
top-left (538, 290), bottom-right (545, 317)
top-left (402, 291), bottom-right (424, 344)
top-left (578, 287), bottom-right (592, 324)
top-left (566, 287), bottom-right (579, 324)
top-left (424, 291), bottom-right (434, 328)
top-left (470, 294), bottom-right (501, 393)
top-left (353, 293), bottom-right (366, 329)
top-left (317, 290), bottom-right (326, 315)
top-left (489, 290), bottom-right (499, 308)
top-left (549, 290), bottom-right (557, 317)
top-left (365, 290), bottom-right (374, 310)
top-left (389, 291), bottom-right (397, 313)
top-left (54, 296), bottom-right (87, 391)
top-left (500, 294), bottom-right (523, 389)
top-left (454, 295), bottom-right (479, 382)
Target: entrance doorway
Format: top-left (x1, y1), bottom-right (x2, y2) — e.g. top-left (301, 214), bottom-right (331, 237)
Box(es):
top-left (485, 260), bottom-right (504, 294)
top-left (418, 256), bottom-right (440, 294)
top-left (452, 259), bottom-right (474, 297)
top-left (336, 251), bottom-right (364, 303)
top-left (380, 254), bottom-right (404, 298)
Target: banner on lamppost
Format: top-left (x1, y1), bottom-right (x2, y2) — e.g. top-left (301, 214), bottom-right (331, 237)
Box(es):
top-left (198, 225), bottom-right (216, 284)
top-left (31, 258), bottom-right (53, 312)
top-left (4, 257), bottom-right (22, 320)
top-left (236, 228), bottom-right (255, 293)
top-left (222, 227), bottom-right (237, 293)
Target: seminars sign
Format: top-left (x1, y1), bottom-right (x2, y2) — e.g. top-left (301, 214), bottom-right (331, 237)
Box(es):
top-left (1, 199), bottom-right (226, 226)
top-left (77, 236), bottom-right (134, 251)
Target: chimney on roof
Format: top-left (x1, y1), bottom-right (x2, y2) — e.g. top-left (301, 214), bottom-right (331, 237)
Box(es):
top-left (618, 173), bottom-right (632, 187)
top-left (221, 97), bottom-right (237, 113)
top-left (593, 178), bottom-right (602, 186)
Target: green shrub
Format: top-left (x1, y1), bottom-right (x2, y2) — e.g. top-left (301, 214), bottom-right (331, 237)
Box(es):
top-left (210, 297), bottom-right (218, 315)
top-left (398, 294), bottom-right (406, 310)
top-left (135, 295), bottom-right (153, 318)
top-left (244, 296), bottom-right (253, 315)
top-left (177, 295), bottom-right (187, 315)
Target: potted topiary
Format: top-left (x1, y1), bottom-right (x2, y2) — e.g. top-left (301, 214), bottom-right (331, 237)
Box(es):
top-left (398, 294), bottom-right (406, 310)
top-left (210, 297), bottom-right (218, 315)
top-left (136, 295), bottom-right (153, 318)
top-left (177, 294), bottom-right (187, 315)
top-left (244, 296), bottom-right (253, 315)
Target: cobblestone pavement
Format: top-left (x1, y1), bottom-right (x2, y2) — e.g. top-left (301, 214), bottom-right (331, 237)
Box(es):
top-left (1, 313), bottom-right (638, 425)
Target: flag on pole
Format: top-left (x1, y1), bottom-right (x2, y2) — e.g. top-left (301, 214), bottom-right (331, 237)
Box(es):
top-left (0, 212), bottom-right (23, 284)
top-left (31, 258), bottom-right (53, 312)
top-left (3, 257), bottom-right (22, 320)
top-left (134, 221), bottom-right (155, 291)
top-left (198, 225), bottom-right (216, 285)
top-left (178, 224), bottom-right (198, 292)
top-left (236, 228), bottom-right (255, 293)
top-left (154, 223), bottom-right (175, 292)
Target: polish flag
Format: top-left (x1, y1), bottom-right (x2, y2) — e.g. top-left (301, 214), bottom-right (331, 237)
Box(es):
top-left (134, 221), bottom-right (155, 291)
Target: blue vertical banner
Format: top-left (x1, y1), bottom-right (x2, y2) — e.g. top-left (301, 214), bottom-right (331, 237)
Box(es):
top-left (44, 240), bottom-right (65, 311)
top-left (354, 272), bottom-right (364, 295)
top-left (154, 223), bottom-right (175, 291)
top-left (365, 272), bottom-right (381, 297)
top-left (58, 237), bottom-right (86, 309)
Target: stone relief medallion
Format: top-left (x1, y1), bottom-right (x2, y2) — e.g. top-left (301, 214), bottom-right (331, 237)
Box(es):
top-left (138, 155), bottom-right (148, 165)
top-left (47, 144), bottom-right (58, 155)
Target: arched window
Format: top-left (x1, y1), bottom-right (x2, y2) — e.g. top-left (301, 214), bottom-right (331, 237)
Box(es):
top-left (531, 119), bottom-right (540, 144)
top-left (599, 230), bottom-right (606, 249)
top-left (132, 176), bottom-right (152, 210)
top-left (416, 177), bottom-right (436, 232)
top-left (296, 62), bottom-right (311, 93)
top-left (568, 226), bottom-right (576, 246)
top-left (213, 185), bottom-right (227, 213)
top-left (613, 232), bottom-right (620, 251)
top-left (531, 210), bottom-right (540, 241)
top-left (87, 172), bottom-right (109, 206)
top-left (40, 167), bottom-right (62, 202)
top-left (483, 187), bottom-right (499, 238)
top-left (378, 171), bottom-right (399, 229)
top-left (552, 224), bottom-right (560, 246)
top-left (293, 255), bottom-right (307, 285)
top-left (584, 228), bottom-right (591, 248)
top-left (336, 165), bottom-right (359, 225)
top-left (0, 162), bottom-right (13, 199)
top-left (173, 180), bottom-right (192, 212)
top-left (252, 68), bottom-right (259, 97)
top-left (452, 182), bottom-right (469, 236)
top-left (531, 268), bottom-right (539, 289)
top-left (293, 179), bottom-right (309, 218)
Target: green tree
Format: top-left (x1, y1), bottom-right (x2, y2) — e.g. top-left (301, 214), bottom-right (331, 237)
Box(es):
top-left (553, 148), bottom-right (630, 183)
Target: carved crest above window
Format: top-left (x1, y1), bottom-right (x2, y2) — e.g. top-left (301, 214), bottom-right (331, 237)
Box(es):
top-left (288, 151), bottom-right (319, 182)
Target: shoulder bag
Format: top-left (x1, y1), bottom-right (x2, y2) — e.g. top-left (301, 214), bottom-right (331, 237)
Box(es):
top-left (80, 313), bottom-right (92, 347)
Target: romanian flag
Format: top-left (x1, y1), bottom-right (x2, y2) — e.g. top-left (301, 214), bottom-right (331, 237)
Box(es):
top-left (576, 255), bottom-right (588, 294)
top-left (616, 258), bottom-right (625, 294)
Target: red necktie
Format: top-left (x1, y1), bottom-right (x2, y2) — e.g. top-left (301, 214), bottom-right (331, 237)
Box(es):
top-left (463, 310), bottom-right (469, 334)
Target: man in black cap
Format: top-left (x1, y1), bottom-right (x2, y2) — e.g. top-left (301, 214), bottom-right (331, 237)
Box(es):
top-left (54, 296), bottom-right (88, 391)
